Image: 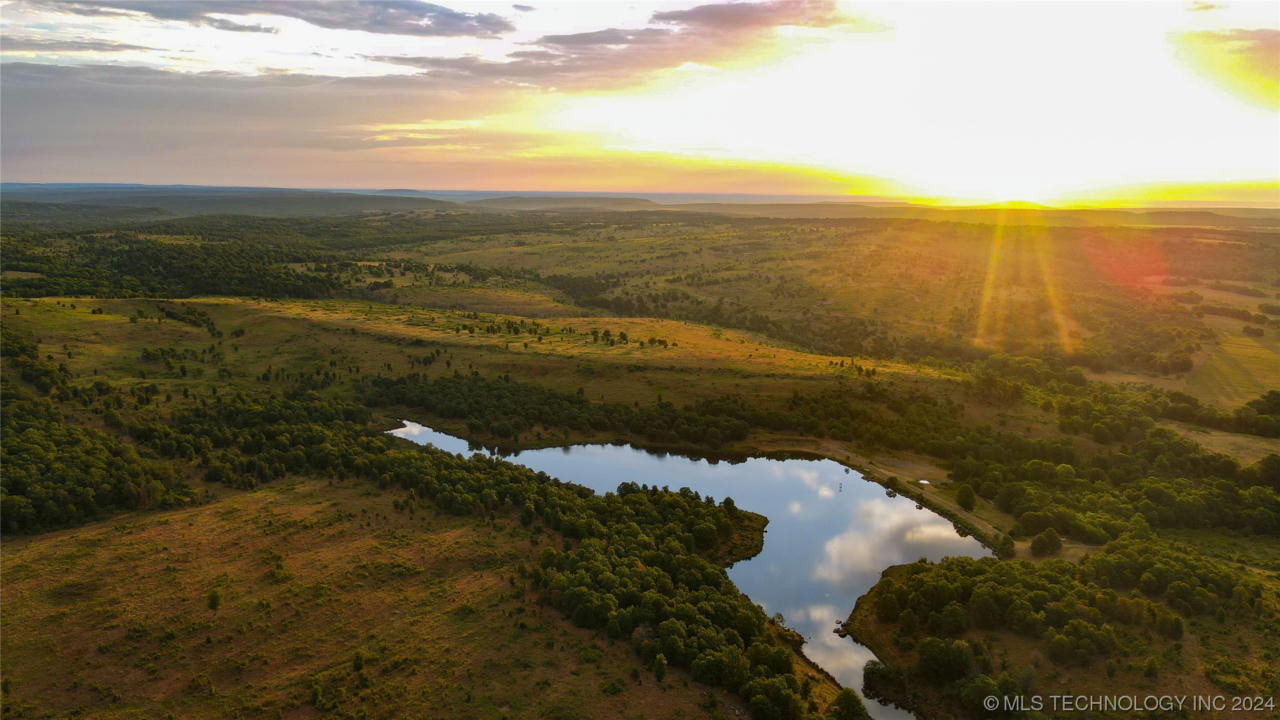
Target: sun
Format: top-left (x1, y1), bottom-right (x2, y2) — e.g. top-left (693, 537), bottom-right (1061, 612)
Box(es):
top-left (545, 2), bottom-right (1278, 205)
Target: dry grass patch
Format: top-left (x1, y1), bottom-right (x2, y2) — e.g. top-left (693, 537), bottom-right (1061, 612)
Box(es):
top-left (2, 480), bottom-right (737, 720)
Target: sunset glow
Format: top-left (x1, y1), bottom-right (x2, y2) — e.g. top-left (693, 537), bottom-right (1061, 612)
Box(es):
top-left (2, 0), bottom-right (1278, 203)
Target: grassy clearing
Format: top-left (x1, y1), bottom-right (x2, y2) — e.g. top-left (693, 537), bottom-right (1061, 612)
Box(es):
top-left (1, 479), bottom-right (761, 720)
top-left (1159, 421), bottom-right (1280, 466)
top-left (1085, 309), bottom-right (1279, 447)
top-left (1185, 316), bottom-right (1280, 407)
top-left (390, 220), bottom-right (1263, 371)
top-left (7, 295), bottom-right (953, 412)
top-left (376, 285), bottom-right (584, 317)
top-left (1133, 279), bottom-right (1280, 407)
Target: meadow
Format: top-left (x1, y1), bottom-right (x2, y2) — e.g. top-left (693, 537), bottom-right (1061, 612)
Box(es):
top-left (5, 479), bottom-right (758, 720)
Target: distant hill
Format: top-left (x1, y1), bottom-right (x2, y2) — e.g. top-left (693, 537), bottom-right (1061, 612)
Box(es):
top-left (466, 196), bottom-right (661, 211)
top-left (662, 202), bottom-right (1280, 228)
top-left (0, 200), bottom-right (172, 230)
top-left (456, 194), bottom-right (1280, 228)
top-left (2, 184), bottom-right (1275, 227)
top-left (412, 190), bottom-right (1280, 228)
top-left (1, 184), bottom-right (463, 217)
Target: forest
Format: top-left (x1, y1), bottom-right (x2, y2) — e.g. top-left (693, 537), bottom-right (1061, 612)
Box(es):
top-left (0, 322), bottom-right (868, 720)
top-left (2, 201), bottom-right (1278, 720)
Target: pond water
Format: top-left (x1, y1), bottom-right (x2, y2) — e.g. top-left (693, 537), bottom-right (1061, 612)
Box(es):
top-left (390, 421), bottom-right (989, 719)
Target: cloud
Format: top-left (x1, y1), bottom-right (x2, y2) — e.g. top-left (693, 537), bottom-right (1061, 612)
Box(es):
top-left (370, 1), bottom-right (862, 89)
top-left (1191, 28), bottom-right (1280, 79)
top-left (1177, 28), bottom-right (1280, 108)
top-left (0, 60), bottom-right (873, 192)
top-left (200, 18), bottom-right (278, 34)
top-left (11, 1), bottom-right (864, 93)
top-left (0, 61), bottom-right (614, 181)
top-left (1, 36), bottom-right (155, 52)
top-left (651, 0), bottom-right (848, 30)
top-left (812, 499), bottom-right (986, 592)
top-left (538, 27), bottom-right (671, 48)
top-left (0, 61), bottom-right (508, 155)
top-left (0, 2), bottom-right (872, 187)
top-left (24, 0), bottom-right (516, 37)
top-left (512, 4), bottom-right (535, 11)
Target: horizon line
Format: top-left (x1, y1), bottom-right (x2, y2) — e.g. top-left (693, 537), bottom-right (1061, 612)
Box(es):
top-left (5, 181), bottom-right (1280, 211)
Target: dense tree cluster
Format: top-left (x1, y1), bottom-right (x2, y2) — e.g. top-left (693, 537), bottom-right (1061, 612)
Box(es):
top-left (123, 210), bottom-right (609, 251)
top-left (364, 373), bottom-right (750, 449)
top-left (1, 330), bottom-right (194, 533)
top-left (532, 482), bottom-right (841, 720)
top-left (153, 303), bottom-right (221, 337)
top-left (1198, 304), bottom-right (1273, 325)
top-left (1161, 390), bottom-right (1280, 438)
top-left (2, 234), bottom-right (340, 299)
top-left (0, 385), bottom-right (195, 533)
top-left (971, 354), bottom-right (1279, 440)
top-left (952, 426), bottom-right (1280, 540)
top-left (1207, 281), bottom-right (1269, 298)
top-left (370, 368), bottom-right (1280, 547)
top-left (0, 200), bottom-right (170, 231)
top-left (861, 537), bottom-right (1268, 716)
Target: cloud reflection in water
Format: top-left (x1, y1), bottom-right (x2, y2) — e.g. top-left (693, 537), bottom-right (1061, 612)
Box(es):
top-left (391, 421), bottom-right (988, 720)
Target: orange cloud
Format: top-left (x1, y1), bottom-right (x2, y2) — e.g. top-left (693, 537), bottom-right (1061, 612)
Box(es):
top-left (1175, 28), bottom-right (1280, 109)
top-left (369, 0), bottom-right (865, 90)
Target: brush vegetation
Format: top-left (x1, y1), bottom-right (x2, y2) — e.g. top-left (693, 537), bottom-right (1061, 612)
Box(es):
top-left (3, 202), bottom-right (1279, 719)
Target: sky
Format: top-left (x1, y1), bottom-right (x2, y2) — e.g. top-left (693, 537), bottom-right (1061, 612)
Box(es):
top-left (1, 0), bottom-right (1278, 205)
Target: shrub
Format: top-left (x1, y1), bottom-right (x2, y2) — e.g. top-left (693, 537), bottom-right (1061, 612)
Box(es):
top-left (828, 688), bottom-right (871, 720)
top-left (1030, 528), bottom-right (1061, 557)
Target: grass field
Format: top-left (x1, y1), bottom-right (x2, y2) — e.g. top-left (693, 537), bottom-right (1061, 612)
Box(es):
top-left (1133, 279), bottom-right (1280, 406)
top-left (1159, 421), bottom-right (1280, 466)
top-left (1185, 317), bottom-right (1280, 407)
top-left (3, 478), bottom-right (775, 720)
top-left (386, 219), bottom-right (1275, 373)
top-left (7, 294), bottom-right (954, 415)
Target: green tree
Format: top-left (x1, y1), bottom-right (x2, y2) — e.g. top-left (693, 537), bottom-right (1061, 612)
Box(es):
top-left (915, 637), bottom-right (972, 683)
top-left (876, 592), bottom-right (901, 622)
top-left (1030, 528), bottom-right (1061, 557)
top-left (827, 688), bottom-right (870, 720)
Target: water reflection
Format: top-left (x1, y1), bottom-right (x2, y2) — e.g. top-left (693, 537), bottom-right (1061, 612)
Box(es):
top-left (391, 421), bottom-right (989, 720)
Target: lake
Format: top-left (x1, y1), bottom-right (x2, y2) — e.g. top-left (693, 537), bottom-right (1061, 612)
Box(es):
top-left (390, 421), bottom-right (989, 719)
